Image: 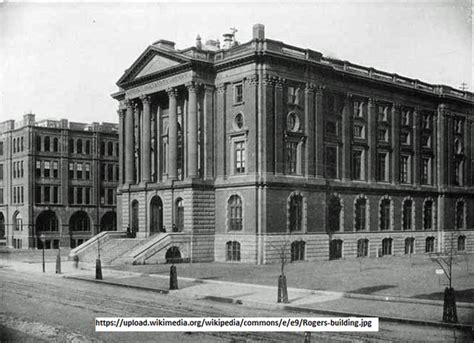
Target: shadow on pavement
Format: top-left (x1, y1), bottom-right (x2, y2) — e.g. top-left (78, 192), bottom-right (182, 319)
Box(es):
top-left (350, 285), bottom-right (397, 294)
top-left (414, 288), bottom-right (474, 303)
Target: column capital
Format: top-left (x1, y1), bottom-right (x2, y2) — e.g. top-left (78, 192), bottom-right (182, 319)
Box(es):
top-left (275, 77), bottom-right (286, 89)
top-left (140, 94), bottom-right (151, 104)
top-left (248, 74), bottom-right (259, 86)
top-left (216, 83), bottom-right (226, 94)
top-left (345, 92), bottom-right (353, 100)
top-left (166, 87), bottom-right (178, 98)
top-left (203, 84), bottom-right (215, 92)
top-left (368, 97), bottom-right (377, 106)
top-left (117, 109), bottom-right (126, 119)
top-left (392, 102), bottom-right (402, 110)
top-left (185, 81), bottom-right (201, 92)
top-left (304, 82), bottom-right (317, 93)
top-left (124, 99), bottom-right (134, 109)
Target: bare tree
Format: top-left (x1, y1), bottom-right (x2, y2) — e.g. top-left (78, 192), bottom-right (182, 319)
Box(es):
top-left (430, 233), bottom-right (459, 323)
top-left (268, 234), bottom-right (292, 303)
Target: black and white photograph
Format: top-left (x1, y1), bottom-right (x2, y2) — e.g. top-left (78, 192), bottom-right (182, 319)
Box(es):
top-left (0, 1), bottom-right (473, 342)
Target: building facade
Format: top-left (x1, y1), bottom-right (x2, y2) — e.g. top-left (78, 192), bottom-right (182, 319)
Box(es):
top-left (0, 114), bottom-right (119, 249)
top-left (112, 24), bottom-right (473, 264)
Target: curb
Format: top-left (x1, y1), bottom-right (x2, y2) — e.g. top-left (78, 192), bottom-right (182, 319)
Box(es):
top-left (64, 275), bottom-right (169, 294)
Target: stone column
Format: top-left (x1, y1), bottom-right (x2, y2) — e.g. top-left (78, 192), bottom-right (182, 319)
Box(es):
top-left (314, 86), bottom-right (324, 178)
top-left (202, 85), bottom-right (214, 179)
top-left (446, 114), bottom-right (454, 185)
top-left (341, 94), bottom-right (352, 181)
top-left (216, 83), bottom-right (226, 177)
top-left (305, 83), bottom-right (315, 177)
top-left (117, 108), bottom-right (125, 185)
top-left (413, 108), bottom-right (421, 185)
top-left (167, 88), bottom-right (178, 180)
top-left (186, 82), bottom-right (199, 178)
top-left (367, 98), bottom-right (377, 182)
top-left (140, 95), bottom-right (151, 183)
top-left (391, 104), bottom-right (400, 184)
top-left (124, 99), bottom-right (134, 185)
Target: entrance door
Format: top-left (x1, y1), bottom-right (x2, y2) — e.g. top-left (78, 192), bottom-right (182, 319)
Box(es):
top-left (150, 196), bottom-right (163, 234)
top-left (329, 239), bottom-right (343, 260)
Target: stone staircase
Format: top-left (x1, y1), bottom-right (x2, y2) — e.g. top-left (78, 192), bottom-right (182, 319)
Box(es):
top-left (99, 238), bottom-right (148, 264)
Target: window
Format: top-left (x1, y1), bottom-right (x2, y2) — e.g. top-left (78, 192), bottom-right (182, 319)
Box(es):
top-left (378, 128), bottom-right (388, 142)
top-left (377, 152), bottom-right (388, 182)
top-left (355, 197), bottom-right (367, 231)
top-left (77, 163), bottom-right (83, 179)
top-left (36, 136), bottom-right (42, 152)
top-left (458, 236), bottom-right (466, 251)
top-left (20, 161), bottom-right (24, 178)
top-left (329, 239), bottom-right (343, 260)
top-left (69, 139), bottom-right (74, 153)
top-left (421, 135), bottom-right (431, 148)
top-left (234, 113), bottom-right (244, 130)
top-left (69, 162), bottom-right (74, 179)
top-left (454, 160), bottom-right (464, 186)
top-left (401, 110), bottom-right (410, 126)
top-left (234, 141), bottom-right (246, 174)
top-left (421, 158), bottom-right (432, 185)
top-left (354, 124), bottom-right (365, 138)
top-left (53, 138), bottom-right (59, 152)
top-left (382, 238), bottom-right (392, 256)
top-left (288, 86), bottom-right (298, 104)
top-left (422, 114), bottom-right (431, 129)
top-left (175, 198), bottom-right (184, 231)
top-left (352, 150), bottom-right (364, 180)
top-left (13, 139), bottom-right (16, 154)
top-left (234, 83), bottom-right (243, 104)
top-left (226, 241), bottom-right (241, 261)
top-left (70, 211), bottom-right (90, 232)
top-left (380, 198), bottom-right (391, 231)
top-left (101, 164), bottom-right (106, 180)
top-left (35, 161), bottom-right (41, 177)
top-left (20, 137), bottom-right (24, 152)
top-left (325, 146), bottom-right (338, 179)
top-left (100, 188), bottom-right (105, 205)
top-left (115, 143), bottom-right (119, 157)
top-left (85, 163), bottom-right (90, 180)
top-left (357, 239), bottom-right (369, 257)
top-left (53, 161), bottom-right (59, 178)
top-left (12, 162), bottom-right (16, 178)
top-left (0, 141), bottom-right (3, 155)
top-left (287, 112), bottom-right (299, 132)
top-left (44, 161), bottom-right (50, 178)
top-left (77, 139), bottom-right (82, 154)
top-left (85, 140), bottom-right (91, 154)
top-left (402, 199), bottom-right (413, 231)
top-left (228, 195), bottom-right (243, 231)
top-left (401, 131), bottom-right (411, 145)
top-left (405, 237), bottom-right (415, 254)
top-left (108, 142), bottom-right (114, 156)
top-left (107, 164), bottom-right (114, 181)
top-left (454, 119), bottom-right (463, 134)
top-left (53, 187), bottom-right (59, 204)
top-left (0, 164), bottom-right (3, 181)
top-left (378, 105), bottom-right (387, 121)
top-left (85, 188), bottom-right (90, 205)
top-left (454, 139), bottom-right (463, 155)
top-left (455, 200), bottom-right (465, 229)
top-left (291, 241), bottom-right (305, 262)
top-left (425, 237), bottom-right (435, 253)
top-left (289, 194), bottom-right (303, 232)
top-left (107, 189), bottom-right (114, 205)
top-left (44, 137), bottom-right (50, 152)
top-left (353, 101), bottom-right (362, 117)
top-left (286, 141), bottom-right (298, 174)
top-left (44, 186), bottom-right (50, 203)
top-left (423, 200), bottom-right (433, 230)
top-left (400, 155), bottom-right (411, 183)
top-left (0, 188), bottom-right (3, 204)
top-left (35, 186), bottom-right (41, 203)
top-left (68, 187), bottom-right (74, 204)
top-left (77, 187), bottom-right (83, 204)
top-left (100, 141), bottom-right (105, 156)
top-left (327, 196), bottom-right (341, 232)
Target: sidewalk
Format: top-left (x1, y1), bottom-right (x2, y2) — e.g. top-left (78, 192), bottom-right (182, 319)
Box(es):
top-left (3, 258), bottom-right (471, 329)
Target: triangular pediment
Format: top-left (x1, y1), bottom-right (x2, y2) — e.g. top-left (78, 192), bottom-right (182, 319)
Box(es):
top-left (117, 47), bottom-right (190, 86)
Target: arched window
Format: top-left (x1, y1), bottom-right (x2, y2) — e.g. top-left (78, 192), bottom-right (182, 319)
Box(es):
top-left (380, 198), bottom-right (391, 231)
top-left (425, 236), bottom-right (435, 253)
top-left (53, 138), bottom-right (59, 152)
top-left (328, 196), bottom-right (342, 232)
top-left (100, 212), bottom-right (117, 231)
top-left (402, 199), bottom-right (413, 231)
top-left (44, 136), bottom-right (50, 152)
top-left (289, 194), bottom-right (303, 232)
top-left (76, 139), bottom-right (82, 154)
top-left (149, 197), bottom-right (162, 234)
top-left (36, 136), bottom-right (42, 152)
top-left (20, 137), bottom-right (24, 151)
top-left (226, 241), bottom-right (241, 261)
top-left (228, 195), bottom-right (243, 231)
top-left (85, 140), bottom-right (91, 154)
top-left (381, 238), bottom-right (392, 256)
top-left (423, 200), bottom-right (433, 230)
top-left (405, 237), bottom-right (415, 254)
top-left (357, 239), bottom-right (369, 257)
top-left (455, 200), bottom-right (465, 230)
top-left (165, 246), bottom-right (181, 263)
top-left (329, 239), bottom-right (343, 260)
top-left (108, 142), bottom-right (114, 156)
top-left (175, 198), bottom-right (184, 232)
top-left (458, 235), bottom-right (466, 251)
top-left (291, 241), bottom-right (305, 262)
top-left (13, 211), bottom-right (23, 231)
top-left (36, 210), bottom-right (58, 231)
top-left (131, 200), bottom-right (139, 233)
top-left (0, 212), bottom-right (5, 238)
top-left (354, 197), bottom-right (367, 231)
top-left (69, 139), bottom-right (74, 154)
top-left (69, 211), bottom-right (90, 231)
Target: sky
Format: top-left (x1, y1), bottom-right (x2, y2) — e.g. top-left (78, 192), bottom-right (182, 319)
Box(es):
top-left (0, 1), bottom-right (472, 124)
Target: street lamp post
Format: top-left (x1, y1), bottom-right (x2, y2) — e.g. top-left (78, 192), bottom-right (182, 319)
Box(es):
top-left (40, 234), bottom-right (46, 273)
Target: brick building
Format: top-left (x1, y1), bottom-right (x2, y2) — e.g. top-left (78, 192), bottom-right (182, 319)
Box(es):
top-left (0, 114), bottom-right (119, 249)
top-left (111, 24), bottom-right (473, 264)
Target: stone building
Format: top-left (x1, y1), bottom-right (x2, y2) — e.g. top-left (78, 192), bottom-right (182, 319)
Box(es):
top-left (0, 114), bottom-right (119, 249)
top-left (111, 24), bottom-right (473, 264)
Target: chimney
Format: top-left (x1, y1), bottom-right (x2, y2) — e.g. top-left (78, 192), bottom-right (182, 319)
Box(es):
top-left (153, 39), bottom-right (176, 50)
top-left (23, 113), bottom-right (35, 126)
top-left (195, 34), bottom-right (202, 50)
top-left (253, 24), bottom-right (265, 40)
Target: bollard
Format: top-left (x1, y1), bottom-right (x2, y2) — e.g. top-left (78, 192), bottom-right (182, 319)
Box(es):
top-left (73, 255), bottom-right (79, 269)
top-left (55, 253), bottom-right (61, 274)
top-left (304, 332), bottom-right (311, 343)
top-left (96, 258), bottom-right (103, 280)
top-left (170, 264), bottom-right (178, 290)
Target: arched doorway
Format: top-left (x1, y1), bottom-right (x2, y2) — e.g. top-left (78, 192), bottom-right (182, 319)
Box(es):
top-left (131, 200), bottom-right (139, 234)
top-left (69, 211), bottom-right (91, 232)
top-left (100, 212), bottom-right (117, 231)
top-left (165, 246), bottom-right (181, 263)
top-left (0, 212), bottom-right (5, 239)
top-left (150, 196), bottom-right (163, 234)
